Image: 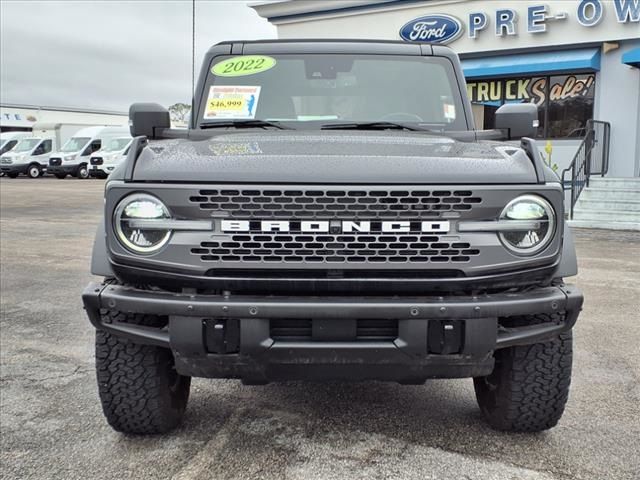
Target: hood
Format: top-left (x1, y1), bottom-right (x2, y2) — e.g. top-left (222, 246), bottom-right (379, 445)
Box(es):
top-left (1, 152), bottom-right (31, 161)
top-left (105, 150), bottom-right (126, 159)
top-left (132, 131), bottom-right (537, 184)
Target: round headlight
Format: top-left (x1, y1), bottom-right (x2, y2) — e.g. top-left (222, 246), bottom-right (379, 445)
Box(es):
top-left (499, 195), bottom-right (555, 255)
top-left (114, 193), bottom-right (171, 253)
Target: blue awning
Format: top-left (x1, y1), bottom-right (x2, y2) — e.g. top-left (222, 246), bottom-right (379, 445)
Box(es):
top-left (622, 48), bottom-right (640, 68)
top-left (462, 48), bottom-right (601, 79)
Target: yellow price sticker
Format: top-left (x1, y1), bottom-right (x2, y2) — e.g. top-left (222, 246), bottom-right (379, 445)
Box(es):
top-left (211, 55), bottom-right (276, 77)
top-left (203, 86), bottom-right (261, 119)
top-left (208, 98), bottom-right (244, 110)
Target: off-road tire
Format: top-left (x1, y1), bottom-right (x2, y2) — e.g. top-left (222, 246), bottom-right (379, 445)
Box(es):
top-left (54, 173), bottom-right (67, 179)
top-left (95, 310), bottom-right (191, 434)
top-left (474, 315), bottom-right (572, 432)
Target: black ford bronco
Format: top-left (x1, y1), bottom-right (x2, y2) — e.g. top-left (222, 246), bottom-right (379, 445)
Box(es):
top-left (83, 40), bottom-right (583, 434)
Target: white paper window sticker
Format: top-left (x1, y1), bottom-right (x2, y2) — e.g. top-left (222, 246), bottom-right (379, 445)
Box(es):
top-left (204, 86), bottom-right (261, 120)
top-left (443, 103), bottom-right (456, 121)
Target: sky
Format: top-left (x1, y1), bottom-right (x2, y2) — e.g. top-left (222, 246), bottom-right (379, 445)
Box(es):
top-left (0, 0), bottom-right (277, 112)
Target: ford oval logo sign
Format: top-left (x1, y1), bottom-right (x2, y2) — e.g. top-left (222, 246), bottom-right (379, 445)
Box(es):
top-left (399, 15), bottom-right (463, 44)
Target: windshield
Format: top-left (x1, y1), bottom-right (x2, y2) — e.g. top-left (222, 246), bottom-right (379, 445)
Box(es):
top-left (103, 138), bottom-right (131, 152)
top-left (0, 140), bottom-right (18, 155)
top-left (198, 54), bottom-right (466, 130)
top-left (12, 138), bottom-right (41, 153)
top-left (60, 137), bottom-right (90, 153)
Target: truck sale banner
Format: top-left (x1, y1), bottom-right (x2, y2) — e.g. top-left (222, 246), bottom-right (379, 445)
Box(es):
top-left (466, 74), bottom-right (595, 106)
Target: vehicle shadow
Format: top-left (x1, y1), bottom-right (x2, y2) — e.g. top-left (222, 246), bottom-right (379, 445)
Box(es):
top-left (178, 379), bottom-right (557, 458)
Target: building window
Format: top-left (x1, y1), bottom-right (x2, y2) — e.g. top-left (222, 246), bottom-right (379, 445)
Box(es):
top-left (466, 73), bottom-right (595, 139)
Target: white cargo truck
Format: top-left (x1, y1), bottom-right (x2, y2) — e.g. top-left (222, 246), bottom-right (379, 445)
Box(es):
top-left (89, 137), bottom-right (132, 178)
top-left (47, 125), bottom-right (130, 179)
top-left (0, 136), bottom-right (54, 178)
top-left (0, 123), bottom-right (91, 178)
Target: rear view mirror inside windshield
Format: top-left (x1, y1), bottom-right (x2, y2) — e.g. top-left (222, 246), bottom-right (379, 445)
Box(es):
top-left (305, 57), bottom-right (355, 79)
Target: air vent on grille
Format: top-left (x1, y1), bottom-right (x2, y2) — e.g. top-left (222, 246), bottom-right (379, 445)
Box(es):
top-left (356, 319), bottom-right (398, 340)
top-left (270, 319), bottom-right (398, 342)
top-left (270, 319), bottom-right (312, 340)
top-left (49, 158), bottom-right (62, 166)
top-left (190, 234), bottom-right (480, 264)
top-left (189, 189), bottom-right (482, 219)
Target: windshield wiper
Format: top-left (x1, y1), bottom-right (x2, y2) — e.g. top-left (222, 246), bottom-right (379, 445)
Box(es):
top-left (320, 121), bottom-right (440, 132)
top-left (200, 120), bottom-right (293, 130)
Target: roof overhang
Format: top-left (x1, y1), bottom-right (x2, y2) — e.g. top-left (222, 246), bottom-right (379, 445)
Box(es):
top-left (250, 0), bottom-right (433, 23)
top-left (621, 48), bottom-right (640, 68)
top-left (462, 48), bottom-right (601, 79)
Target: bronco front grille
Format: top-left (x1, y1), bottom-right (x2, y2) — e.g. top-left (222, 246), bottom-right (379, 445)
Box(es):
top-left (190, 188), bottom-right (482, 219)
top-left (191, 233), bottom-right (480, 264)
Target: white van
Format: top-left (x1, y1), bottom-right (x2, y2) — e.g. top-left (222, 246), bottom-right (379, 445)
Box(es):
top-left (0, 136), bottom-right (54, 178)
top-left (0, 132), bottom-right (32, 155)
top-left (0, 123), bottom-right (95, 178)
top-left (47, 126), bottom-right (130, 179)
top-left (89, 137), bottom-right (132, 178)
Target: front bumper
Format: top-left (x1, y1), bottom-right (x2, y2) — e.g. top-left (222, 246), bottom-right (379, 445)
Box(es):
top-left (89, 165), bottom-right (116, 177)
top-left (0, 164), bottom-right (28, 174)
top-left (83, 282), bottom-right (582, 383)
top-left (47, 165), bottom-right (78, 175)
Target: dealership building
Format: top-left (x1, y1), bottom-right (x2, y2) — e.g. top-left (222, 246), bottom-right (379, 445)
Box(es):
top-left (0, 104), bottom-right (128, 132)
top-left (252, 0), bottom-right (640, 229)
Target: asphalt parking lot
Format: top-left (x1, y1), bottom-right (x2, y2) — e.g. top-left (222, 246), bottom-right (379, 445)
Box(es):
top-left (1, 177), bottom-right (639, 480)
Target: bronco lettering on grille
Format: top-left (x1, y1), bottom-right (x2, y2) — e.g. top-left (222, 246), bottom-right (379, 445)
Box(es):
top-left (221, 220), bottom-right (450, 233)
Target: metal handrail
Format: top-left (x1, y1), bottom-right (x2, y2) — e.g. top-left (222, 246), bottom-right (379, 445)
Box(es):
top-left (561, 120), bottom-right (611, 219)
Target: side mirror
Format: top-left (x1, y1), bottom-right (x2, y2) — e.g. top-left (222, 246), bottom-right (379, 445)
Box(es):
top-left (495, 103), bottom-right (539, 140)
top-left (129, 103), bottom-right (171, 138)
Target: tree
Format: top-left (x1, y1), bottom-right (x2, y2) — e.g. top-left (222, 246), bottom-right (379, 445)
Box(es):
top-left (168, 103), bottom-right (191, 125)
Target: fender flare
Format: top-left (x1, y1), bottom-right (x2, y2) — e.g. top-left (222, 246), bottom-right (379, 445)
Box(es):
top-left (91, 219), bottom-right (115, 278)
top-left (554, 223), bottom-right (578, 279)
